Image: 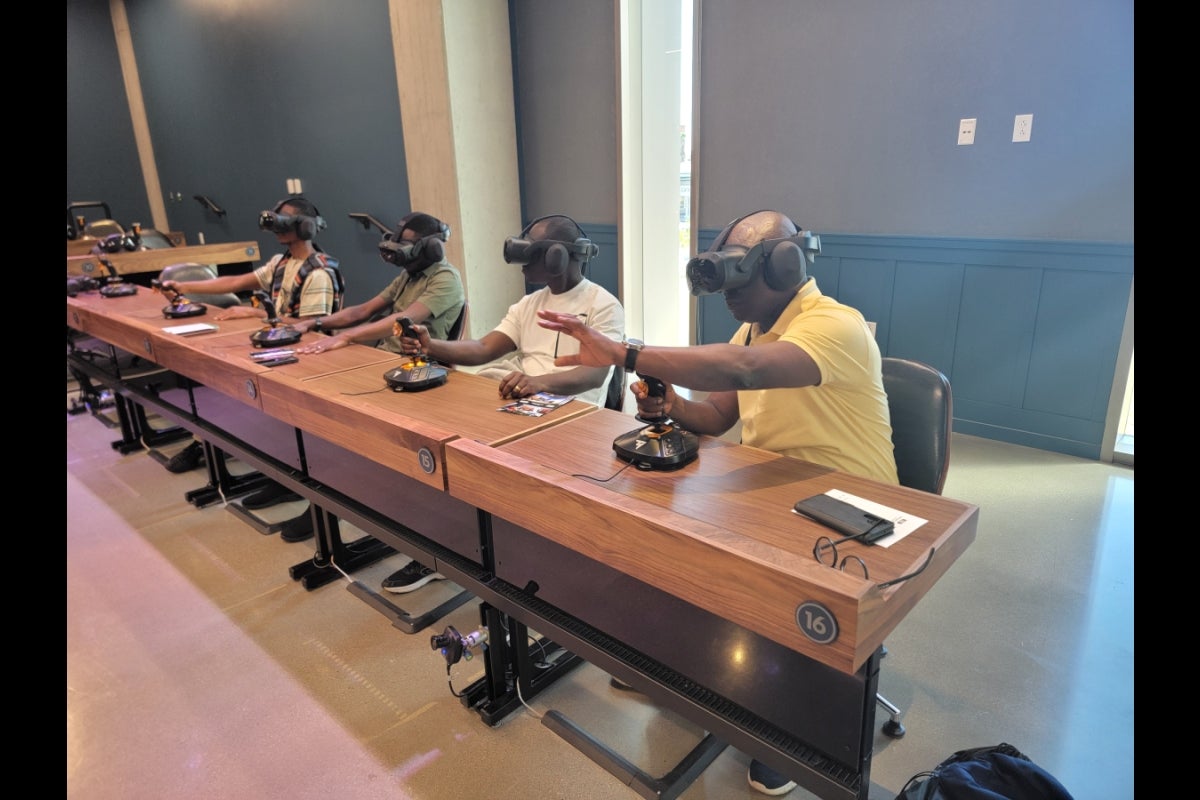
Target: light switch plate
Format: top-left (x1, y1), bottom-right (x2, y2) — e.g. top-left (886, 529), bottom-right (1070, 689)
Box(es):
top-left (958, 118), bottom-right (977, 146)
top-left (1012, 114), bottom-right (1033, 142)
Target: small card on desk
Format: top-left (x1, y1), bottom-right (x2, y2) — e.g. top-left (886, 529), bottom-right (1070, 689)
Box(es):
top-left (163, 322), bottom-right (218, 336)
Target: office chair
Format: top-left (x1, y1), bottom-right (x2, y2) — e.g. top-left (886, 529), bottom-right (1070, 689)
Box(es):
top-left (83, 219), bottom-right (126, 238)
top-left (604, 365), bottom-right (626, 411)
top-left (875, 356), bottom-right (953, 737)
top-left (157, 262), bottom-right (242, 309)
top-left (138, 228), bottom-right (177, 249)
top-left (447, 302), bottom-right (469, 341)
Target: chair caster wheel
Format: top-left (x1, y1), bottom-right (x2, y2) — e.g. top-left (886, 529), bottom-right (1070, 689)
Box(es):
top-left (882, 719), bottom-right (906, 738)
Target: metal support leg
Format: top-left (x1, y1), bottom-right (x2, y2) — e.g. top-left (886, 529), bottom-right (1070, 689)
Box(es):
top-left (290, 509), bottom-right (396, 591)
top-left (184, 443), bottom-right (270, 508)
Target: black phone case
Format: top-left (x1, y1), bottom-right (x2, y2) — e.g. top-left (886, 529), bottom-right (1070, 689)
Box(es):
top-left (793, 494), bottom-right (894, 542)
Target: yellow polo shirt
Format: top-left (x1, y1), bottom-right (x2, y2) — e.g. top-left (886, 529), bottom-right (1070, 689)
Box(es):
top-left (734, 279), bottom-right (899, 485)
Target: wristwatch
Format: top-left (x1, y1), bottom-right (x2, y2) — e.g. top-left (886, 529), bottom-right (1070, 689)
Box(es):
top-left (313, 317), bottom-right (326, 334)
top-left (623, 337), bottom-right (644, 372)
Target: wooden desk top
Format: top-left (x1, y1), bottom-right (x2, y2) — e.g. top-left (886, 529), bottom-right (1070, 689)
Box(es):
top-left (445, 409), bottom-right (979, 675)
top-left (66, 241), bottom-right (261, 278)
top-left (69, 291), bottom-right (976, 675)
top-left (257, 363), bottom-right (596, 490)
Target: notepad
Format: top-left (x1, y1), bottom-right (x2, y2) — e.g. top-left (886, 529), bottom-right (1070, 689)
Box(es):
top-left (163, 322), bottom-right (218, 336)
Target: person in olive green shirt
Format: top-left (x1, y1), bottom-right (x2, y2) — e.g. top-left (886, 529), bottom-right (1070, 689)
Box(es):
top-left (294, 211), bottom-right (464, 354)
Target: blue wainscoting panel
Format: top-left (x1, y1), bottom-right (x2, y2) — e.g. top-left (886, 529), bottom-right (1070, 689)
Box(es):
top-left (888, 260), bottom-right (962, 373)
top-left (695, 232), bottom-right (1133, 460)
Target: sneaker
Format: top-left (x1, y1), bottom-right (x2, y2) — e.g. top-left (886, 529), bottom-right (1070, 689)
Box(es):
top-left (747, 760), bottom-right (796, 796)
top-left (278, 508), bottom-right (314, 543)
top-left (241, 480), bottom-right (302, 509)
top-left (381, 560), bottom-right (445, 594)
top-left (165, 440), bottom-right (205, 473)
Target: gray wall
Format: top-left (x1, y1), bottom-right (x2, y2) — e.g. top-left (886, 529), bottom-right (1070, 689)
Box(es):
top-left (69, 0), bottom-right (413, 307)
top-left (67, 0), bottom-right (1134, 458)
top-left (512, 0), bottom-right (1133, 242)
top-left (510, 0), bottom-right (618, 226)
top-left (67, 0), bottom-right (153, 231)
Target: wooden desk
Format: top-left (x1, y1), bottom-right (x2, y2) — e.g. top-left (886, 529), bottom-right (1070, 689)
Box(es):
top-left (448, 409), bottom-right (977, 676)
top-left (258, 364), bottom-right (596, 490)
top-left (444, 409), bottom-right (977, 800)
top-left (257, 363), bottom-right (597, 569)
top-left (67, 292), bottom-right (978, 800)
top-left (66, 241), bottom-right (261, 278)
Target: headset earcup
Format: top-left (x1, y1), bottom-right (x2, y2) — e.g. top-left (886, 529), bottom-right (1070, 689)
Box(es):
top-left (764, 240), bottom-right (806, 290)
top-left (297, 216), bottom-right (316, 240)
top-left (424, 237), bottom-right (445, 263)
top-left (546, 243), bottom-right (568, 275)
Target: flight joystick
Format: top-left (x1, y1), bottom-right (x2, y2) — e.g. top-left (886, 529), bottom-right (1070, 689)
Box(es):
top-left (612, 373), bottom-right (700, 471)
top-left (151, 279), bottom-right (207, 319)
top-left (383, 316), bottom-right (448, 391)
top-left (248, 290), bottom-right (302, 348)
top-left (97, 257), bottom-right (138, 298)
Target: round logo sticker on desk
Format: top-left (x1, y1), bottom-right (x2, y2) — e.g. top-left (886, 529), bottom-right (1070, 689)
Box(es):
top-left (417, 447), bottom-right (437, 475)
top-left (244, 379), bottom-right (257, 400)
top-left (796, 601), bottom-right (838, 645)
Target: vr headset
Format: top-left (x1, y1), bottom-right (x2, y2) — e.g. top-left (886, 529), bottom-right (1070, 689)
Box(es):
top-left (258, 208), bottom-right (326, 240)
top-left (685, 229), bottom-right (821, 295)
top-left (94, 231), bottom-right (141, 253)
top-left (378, 214), bottom-right (451, 269)
top-left (502, 215), bottom-right (598, 275)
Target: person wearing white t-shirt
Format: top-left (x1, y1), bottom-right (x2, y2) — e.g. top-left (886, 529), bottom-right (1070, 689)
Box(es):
top-left (380, 213), bottom-right (625, 594)
top-left (400, 213), bottom-right (624, 406)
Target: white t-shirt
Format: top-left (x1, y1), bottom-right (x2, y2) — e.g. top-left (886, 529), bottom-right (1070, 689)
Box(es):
top-left (478, 278), bottom-right (624, 406)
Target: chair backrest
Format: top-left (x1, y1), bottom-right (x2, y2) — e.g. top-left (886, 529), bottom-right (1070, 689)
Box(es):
top-left (84, 219), bottom-right (125, 238)
top-left (447, 302), bottom-right (469, 341)
top-left (881, 357), bottom-right (952, 494)
top-left (604, 365), bottom-right (626, 411)
top-left (138, 229), bottom-right (177, 250)
top-left (158, 262), bottom-right (242, 309)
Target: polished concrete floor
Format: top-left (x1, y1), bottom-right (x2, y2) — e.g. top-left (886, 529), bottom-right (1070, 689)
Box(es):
top-left (66, 395), bottom-right (1134, 800)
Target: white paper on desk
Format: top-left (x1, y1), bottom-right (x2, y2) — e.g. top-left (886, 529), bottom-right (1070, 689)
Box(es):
top-left (821, 489), bottom-right (927, 548)
top-left (163, 322), bottom-right (218, 336)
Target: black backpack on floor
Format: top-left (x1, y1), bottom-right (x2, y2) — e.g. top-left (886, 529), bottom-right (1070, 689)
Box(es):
top-left (895, 742), bottom-right (1075, 800)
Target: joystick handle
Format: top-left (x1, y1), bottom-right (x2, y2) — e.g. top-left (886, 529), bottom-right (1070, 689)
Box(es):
top-left (396, 316), bottom-right (419, 340)
top-left (635, 373), bottom-right (670, 424)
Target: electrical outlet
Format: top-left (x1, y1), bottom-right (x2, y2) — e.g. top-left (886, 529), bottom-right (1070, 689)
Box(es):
top-left (1012, 114), bottom-right (1033, 143)
top-left (957, 118), bottom-right (977, 146)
